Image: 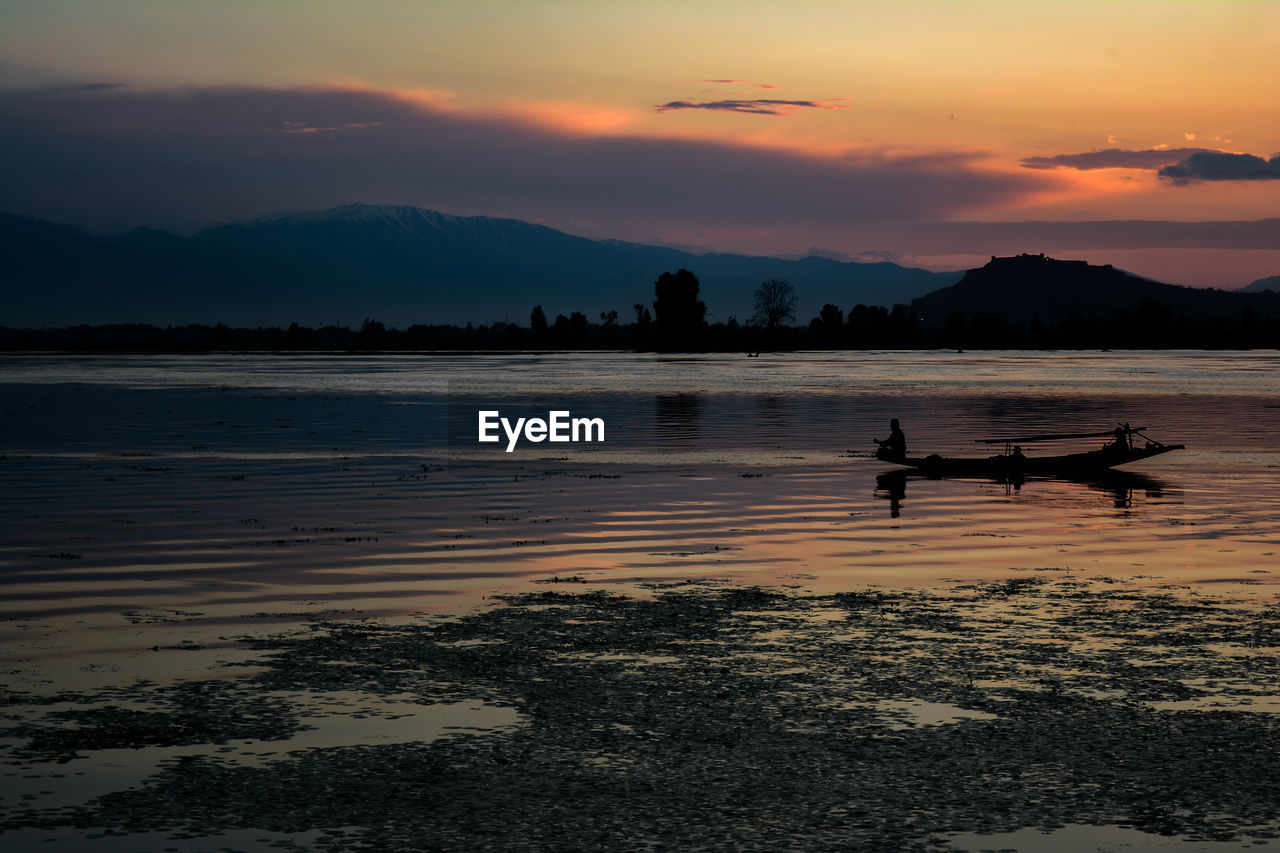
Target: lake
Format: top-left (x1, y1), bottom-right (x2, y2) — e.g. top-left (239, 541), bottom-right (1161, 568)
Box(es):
top-left (3, 350), bottom-right (1277, 629)
top-left (2, 350), bottom-right (1279, 850)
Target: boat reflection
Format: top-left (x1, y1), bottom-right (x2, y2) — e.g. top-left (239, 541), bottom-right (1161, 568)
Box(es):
top-left (874, 469), bottom-right (1178, 518)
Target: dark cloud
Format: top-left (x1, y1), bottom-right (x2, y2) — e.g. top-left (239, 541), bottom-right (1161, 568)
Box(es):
top-left (906, 219), bottom-right (1280, 253)
top-left (0, 84), bottom-right (1041, 235)
top-left (1158, 151), bottom-right (1280, 184)
top-left (1020, 148), bottom-right (1212, 170)
top-left (655, 98), bottom-right (847, 115)
top-left (702, 79), bottom-right (780, 90)
top-left (73, 82), bottom-right (129, 92)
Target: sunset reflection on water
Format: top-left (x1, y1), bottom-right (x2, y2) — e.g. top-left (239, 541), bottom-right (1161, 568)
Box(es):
top-left (1, 351), bottom-right (1278, 689)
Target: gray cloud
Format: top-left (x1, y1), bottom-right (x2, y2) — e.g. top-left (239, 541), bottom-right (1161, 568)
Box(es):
top-left (77, 82), bottom-right (128, 91)
top-left (0, 84), bottom-right (1042, 235)
top-left (1159, 151), bottom-right (1280, 184)
top-left (655, 98), bottom-right (847, 115)
top-left (1020, 148), bottom-right (1212, 170)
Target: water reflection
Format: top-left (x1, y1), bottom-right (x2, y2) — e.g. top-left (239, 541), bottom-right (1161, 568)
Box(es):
top-left (654, 393), bottom-right (700, 441)
top-left (875, 469), bottom-right (1177, 517)
top-left (755, 394), bottom-right (791, 444)
top-left (875, 470), bottom-right (908, 518)
top-left (1074, 470), bottom-right (1177, 509)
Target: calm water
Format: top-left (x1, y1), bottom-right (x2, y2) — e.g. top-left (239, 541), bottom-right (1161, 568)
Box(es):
top-left (1, 350), bottom-right (1279, 688)
top-left (3, 350), bottom-right (1280, 850)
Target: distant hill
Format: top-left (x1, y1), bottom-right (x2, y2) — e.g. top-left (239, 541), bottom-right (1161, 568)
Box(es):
top-left (1242, 275), bottom-right (1280, 293)
top-left (912, 253), bottom-right (1280, 325)
top-left (0, 205), bottom-right (960, 327)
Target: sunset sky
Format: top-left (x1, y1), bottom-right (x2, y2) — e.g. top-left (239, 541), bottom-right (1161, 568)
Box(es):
top-left (3, 0), bottom-right (1279, 287)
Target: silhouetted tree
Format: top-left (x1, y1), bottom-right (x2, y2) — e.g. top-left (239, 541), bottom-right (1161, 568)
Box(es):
top-left (753, 279), bottom-right (797, 331)
top-left (530, 305), bottom-right (548, 332)
top-left (652, 269), bottom-right (707, 350)
top-left (847, 303), bottom-right (890, 347)
top-left (713, 316), bottom-right (742, 350)
top-left (356, 317), bottom-right (386, 349)
top-left (569, 311), bottom-right (588, 344)
top-left (286, 321), bottom-right (313, 348)
top-left (11, 301), bottom-right (1279, 352)
top-left (814, 303), bottom-right (844, 346)
top-left (942, 311), bottom-right (966, 349)
top-left (888, 304), bottom-right (917, 346)
top-left (631, 302), bottom-right (652, 348)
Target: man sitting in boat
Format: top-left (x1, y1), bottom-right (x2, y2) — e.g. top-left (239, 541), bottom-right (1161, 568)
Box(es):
top-left (875, 419), bottom-right (907, 463)
top-left (1104, 425), bottom-right (1131, 458)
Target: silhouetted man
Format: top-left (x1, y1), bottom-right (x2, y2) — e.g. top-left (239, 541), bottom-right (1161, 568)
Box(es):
top-left (875, 418), bottom-right (907, 463)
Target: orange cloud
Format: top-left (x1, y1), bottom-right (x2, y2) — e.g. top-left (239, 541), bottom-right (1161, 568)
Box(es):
top-left (980, 165), bottom-right (1157, 217)
top-left (350, 83), bottom-right (644, 137)
top-left (499, 100), bottom-right (644, 135)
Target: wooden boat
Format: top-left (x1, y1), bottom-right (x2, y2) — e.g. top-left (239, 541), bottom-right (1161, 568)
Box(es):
top-left (884, 424), bottom-right (1184, 475)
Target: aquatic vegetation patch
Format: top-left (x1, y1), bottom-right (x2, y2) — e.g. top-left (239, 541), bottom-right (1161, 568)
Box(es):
top-left (4, 683), bottom-right (308, 764)
top-left (2, 579), bottom-right (1279, 850)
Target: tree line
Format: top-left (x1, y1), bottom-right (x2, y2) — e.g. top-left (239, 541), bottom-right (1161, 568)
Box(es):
top-left (2, 268), bottom-right (1276, 351)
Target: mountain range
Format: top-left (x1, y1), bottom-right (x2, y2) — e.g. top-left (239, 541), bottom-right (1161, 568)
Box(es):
top-left (1, 204), bottom-right (961, 327)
